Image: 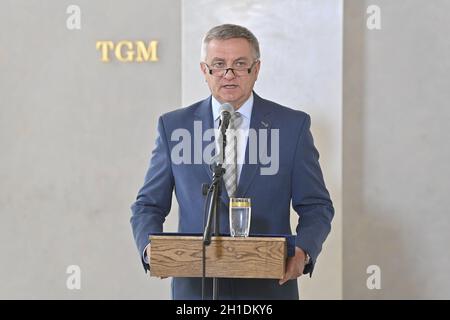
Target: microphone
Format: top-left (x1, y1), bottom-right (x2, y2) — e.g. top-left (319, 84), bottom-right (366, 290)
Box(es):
top-left (215, 103), bottom-right (234, 166)
top-left (218, 103), bottom-right (234, 134)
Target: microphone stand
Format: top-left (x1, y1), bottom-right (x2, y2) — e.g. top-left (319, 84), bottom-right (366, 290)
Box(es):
top-left (202, 121), bottom-right (227, 300)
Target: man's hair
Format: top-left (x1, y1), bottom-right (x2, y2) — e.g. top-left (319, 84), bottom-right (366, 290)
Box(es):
top-left (201, 24), bottom-right (260, 61)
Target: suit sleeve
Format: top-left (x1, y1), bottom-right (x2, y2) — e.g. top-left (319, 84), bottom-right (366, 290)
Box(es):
top-left (291, 114), bottom-right (334, 276)
top-left (130, 116), bottom-right (174, 271)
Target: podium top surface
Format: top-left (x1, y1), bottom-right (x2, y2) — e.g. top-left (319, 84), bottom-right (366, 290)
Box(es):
top-left (149, 232), bottom-right (296, 257)
top-left (150, 235), bottom-right (286, 243)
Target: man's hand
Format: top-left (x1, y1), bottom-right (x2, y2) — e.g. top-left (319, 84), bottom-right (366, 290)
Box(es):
top-left (279, 247), bottom-right (306, 285)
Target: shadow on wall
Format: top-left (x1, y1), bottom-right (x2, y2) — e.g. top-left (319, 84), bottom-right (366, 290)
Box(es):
top-left (342, 0), bottom-right (420, 299)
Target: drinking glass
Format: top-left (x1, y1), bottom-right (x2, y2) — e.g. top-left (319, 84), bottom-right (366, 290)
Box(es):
top-left (229, 198), bottom-right (251, 237)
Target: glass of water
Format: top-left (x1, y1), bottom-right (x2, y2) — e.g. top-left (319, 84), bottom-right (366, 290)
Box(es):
top-left (229, 198), bottom-right (251, 237)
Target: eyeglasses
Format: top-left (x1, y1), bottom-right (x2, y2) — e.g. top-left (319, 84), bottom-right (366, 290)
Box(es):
top-left (203, 60), bottom-right (259, 77)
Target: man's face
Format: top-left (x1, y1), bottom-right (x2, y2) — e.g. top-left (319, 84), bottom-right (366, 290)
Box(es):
top-left (201, 38), bottom-right (260, 109)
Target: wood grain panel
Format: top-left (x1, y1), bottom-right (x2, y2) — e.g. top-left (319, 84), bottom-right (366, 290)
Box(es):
top-left (149, 236), bottom-right (287, 279)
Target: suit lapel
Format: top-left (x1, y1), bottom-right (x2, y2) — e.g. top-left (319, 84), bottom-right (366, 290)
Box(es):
top-left (194, 96), bottom-right (214, 181)
top-left (237, 93), bottom-right (272, 197)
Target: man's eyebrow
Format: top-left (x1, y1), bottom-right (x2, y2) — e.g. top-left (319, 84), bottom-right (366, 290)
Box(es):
top-left (209, 57), bottom-right (250, 62)
top-left (210, 57), bottom-right (225, 62)
top-left (234, 57), bottom-right (250, 61)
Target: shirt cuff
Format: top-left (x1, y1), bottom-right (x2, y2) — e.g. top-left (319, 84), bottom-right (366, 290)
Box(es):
top-left (143, 243), bottom-right (150, 264)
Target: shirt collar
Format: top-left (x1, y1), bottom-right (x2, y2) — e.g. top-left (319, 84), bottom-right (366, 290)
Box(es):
top-left (211, 93), bottom-right (253, 122)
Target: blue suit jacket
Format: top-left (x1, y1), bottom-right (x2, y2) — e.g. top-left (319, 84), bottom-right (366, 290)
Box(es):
top-left (131, 93), bottom-right (334, 300)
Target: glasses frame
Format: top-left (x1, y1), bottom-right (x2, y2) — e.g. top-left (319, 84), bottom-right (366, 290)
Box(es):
top-left (203, 60), bottom-right (259, 77)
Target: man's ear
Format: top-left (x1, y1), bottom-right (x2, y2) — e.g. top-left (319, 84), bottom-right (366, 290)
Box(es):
top-left (254, 60), bottom-right (261, 80)
top-left (200, 62), bottom-right (207, 75)
top-left (200, 63), bottom-right (209, 83)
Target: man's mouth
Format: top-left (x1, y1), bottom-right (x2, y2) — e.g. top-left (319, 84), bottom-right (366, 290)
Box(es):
top-left (222, 85), bottom-right (238, 89)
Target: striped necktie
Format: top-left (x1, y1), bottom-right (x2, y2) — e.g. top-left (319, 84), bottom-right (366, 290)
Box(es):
top-left (223, 112), bottom-right (242, 197)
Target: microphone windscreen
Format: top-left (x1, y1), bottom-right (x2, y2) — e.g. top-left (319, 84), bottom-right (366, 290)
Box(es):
top-left (219, 103), bottom-right (234, 115)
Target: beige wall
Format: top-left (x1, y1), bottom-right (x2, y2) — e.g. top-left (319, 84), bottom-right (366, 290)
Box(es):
top-left (343, 0), bottom-right (450, 299)
top-left (0, 0), bottom-right (181, 299)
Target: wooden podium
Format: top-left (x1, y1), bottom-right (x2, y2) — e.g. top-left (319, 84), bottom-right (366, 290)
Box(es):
top-left (149, 235), bottom-right (288, 279)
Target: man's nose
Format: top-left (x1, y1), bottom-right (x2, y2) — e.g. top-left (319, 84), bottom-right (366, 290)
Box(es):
top-left (223, 68), bottom-right (236, 79)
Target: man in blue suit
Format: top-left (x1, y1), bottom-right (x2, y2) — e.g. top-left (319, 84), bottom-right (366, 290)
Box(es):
top-left (131, 24), bottom-right (334, 299)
